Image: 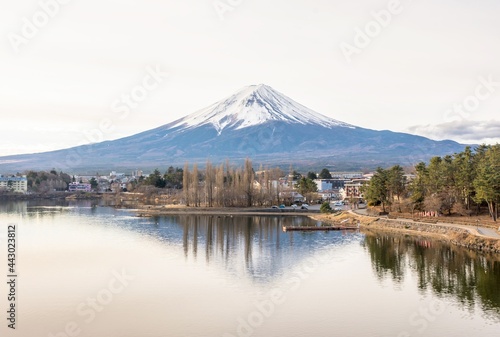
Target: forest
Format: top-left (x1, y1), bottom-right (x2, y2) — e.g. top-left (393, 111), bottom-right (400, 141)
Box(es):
top-left (362, 145), bottom-right (500, 221)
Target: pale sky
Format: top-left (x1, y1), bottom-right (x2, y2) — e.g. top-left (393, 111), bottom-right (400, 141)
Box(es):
top-left (1, 0), bottom-right (499, 156)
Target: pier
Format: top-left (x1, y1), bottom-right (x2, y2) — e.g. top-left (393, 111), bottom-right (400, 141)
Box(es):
top-left (282, 225), bottom-right (359, 232)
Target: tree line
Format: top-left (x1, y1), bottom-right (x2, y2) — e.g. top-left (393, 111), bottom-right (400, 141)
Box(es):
top-left (26, 170), bottom-right (72, 192)
top-left (363, 145), bottom-right (500, 221)
top-left (139, 159), bottom-right (323, 207)
top-left (181, 159), bottom-right (285, 207)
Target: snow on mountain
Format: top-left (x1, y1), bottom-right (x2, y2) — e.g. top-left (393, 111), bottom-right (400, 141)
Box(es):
top-left (168, 84), bottom-right (354, 135)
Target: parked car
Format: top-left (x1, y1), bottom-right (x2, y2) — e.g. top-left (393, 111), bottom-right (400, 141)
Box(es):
top-left (271, 205), bottom-right (278, 209)
top-left (291, 204), bottom-right (298, 209)
top-left (279, 204), bottom-right (286, 209)
top-left (333, 201), bottom-right (343, 206)
top-left (301, 204), bottom-right (309, 209)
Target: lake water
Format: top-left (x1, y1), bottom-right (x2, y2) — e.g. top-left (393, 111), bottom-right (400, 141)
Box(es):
top-left (0, 200), bottom-right (499, 337)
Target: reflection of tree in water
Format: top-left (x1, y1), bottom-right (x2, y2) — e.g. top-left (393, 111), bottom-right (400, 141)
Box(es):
top-left (362, 231), bottom-right (500, 315)
top-left (172, 215), bottom-right (348, 282)
top-left (363, 235), bottom-right (407, 282)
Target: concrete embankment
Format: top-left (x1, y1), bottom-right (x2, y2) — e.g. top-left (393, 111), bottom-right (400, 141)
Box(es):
top-left (312, 212), bottom-right (500, 254)
top-left (369, 218), bottom-right (500, 253)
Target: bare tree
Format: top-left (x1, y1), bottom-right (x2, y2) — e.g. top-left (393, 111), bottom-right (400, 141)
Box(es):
top-left (183, 162), bottom-right (190, 206)
top-left (205, 160), bottom-right (215, 207)
top-left (192, 163), bottom-right (199, 207)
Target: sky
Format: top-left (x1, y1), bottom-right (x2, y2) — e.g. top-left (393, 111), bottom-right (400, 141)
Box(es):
top-left (1, 0), bottom-right (499, 157)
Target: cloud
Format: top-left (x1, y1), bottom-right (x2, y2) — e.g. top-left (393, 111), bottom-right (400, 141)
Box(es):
top-left (407, 120), bottom-right (500, 145)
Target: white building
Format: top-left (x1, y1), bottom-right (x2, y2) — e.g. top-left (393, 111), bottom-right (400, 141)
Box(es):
top-left (68, 182), bottom-right (92, 192)
top-left (0, 175), bottom-right (28, 193)
top-left (314, 178), bottom-right (346, 192)
top-left (330, 172), bottom-right (364, 179)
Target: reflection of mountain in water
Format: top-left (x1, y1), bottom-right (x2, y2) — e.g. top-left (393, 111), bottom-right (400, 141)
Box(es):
top-left (362, 232), bottom-right (500, 316)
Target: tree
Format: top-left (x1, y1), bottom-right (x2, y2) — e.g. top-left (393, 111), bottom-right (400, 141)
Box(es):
top-left (419, 155), bottom-right (459, 215)
top-left (89, 177), bottom-right (98, 190)
top-left (453, 146), bottom-right (476, 211)
top-left (363, 167), bottom-right (389, 212)
top-left (307, 172), bottom-right (317, 180)
top-left (386, 165), bottom-right (406, 212)
top-left (59, 172), bottom-right (72, 186)
top-left (473, 145), bottom-right (500, 221)
top-left (320, 201), bottom-right (332, 213)
top-left (183, 163), bottom-right (190, 206)
top-left (215, 164), bottom-right (225, 207)
top-left (243, 158), bottom-right (254, 207)
top-left (191, 163), bottom-right (199, 207)
top-left (318, 168), bottom-right (332, 179)
top-left (296, 177), bottom-right (318, 195)
top-left (205, 160), bottom-right (215, 207)
top-left (144, 169), bottom-right (166, 188)
top-left (409, 162), bottom-right (428, 207)
top-left (387, 165), bottom-right (405, 201)
top-left (164, 166), bottom-right (183, 189)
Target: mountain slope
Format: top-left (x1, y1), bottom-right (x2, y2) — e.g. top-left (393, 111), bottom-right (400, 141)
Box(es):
top-left (0, 84), bottom-right (467, 172)
top-left (168, 84), bottom-right (353, 134)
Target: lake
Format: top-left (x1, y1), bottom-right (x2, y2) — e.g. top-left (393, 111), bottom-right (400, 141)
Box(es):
top-left (0, 200), bottom-right (499, 337)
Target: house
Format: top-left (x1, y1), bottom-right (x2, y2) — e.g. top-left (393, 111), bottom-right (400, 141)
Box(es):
top-left (340, 178), bottom-right (368, 201)
top-left (68, 182), bottom-right (92, 192)
top-left (0, 175), bottom-right (28, 193)
top-left (279, 191), bottom-right (305, 203)
top-left (314, 178), bottom-right (346, 192)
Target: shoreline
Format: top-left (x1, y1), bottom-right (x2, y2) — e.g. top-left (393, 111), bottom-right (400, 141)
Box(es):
top-left (3, 195), bottom-right (499, 253)
top-left (131, 204), bottom-right (500, 253)
top-left (133, 205), bottom-right (319, 217)
top-left (311, 212), bottom-right (500, 254)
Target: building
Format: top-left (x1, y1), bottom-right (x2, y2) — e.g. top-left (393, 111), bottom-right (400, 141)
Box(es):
top-left (279, 191), bottom-right (305, 203)
top-left (68, 182), bottom-right (92, 192)
top-left (314, 178), bottom-right (346, 192)
top-left (317, 191), bottom-right (340, 200)
top-left (0, 175), bottom-right (28, 193)
top-left (341, 178), bottom-right (369, 201)
top-left (330, 172), bottom-right (364, 179)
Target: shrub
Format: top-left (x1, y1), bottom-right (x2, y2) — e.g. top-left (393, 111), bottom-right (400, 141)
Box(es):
top-left (320, 202), bottom-right (332, 213)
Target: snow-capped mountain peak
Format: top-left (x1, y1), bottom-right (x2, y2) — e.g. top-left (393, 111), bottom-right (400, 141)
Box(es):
top-left (169, 84), bottom-right (353, 134)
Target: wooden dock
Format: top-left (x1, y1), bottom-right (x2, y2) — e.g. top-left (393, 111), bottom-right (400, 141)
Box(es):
top-left (282, 225), bottom-right (359, 232)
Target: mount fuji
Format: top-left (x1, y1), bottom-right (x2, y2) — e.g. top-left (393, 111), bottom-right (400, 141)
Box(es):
top-left (0, 84), bottom-right (466, 172)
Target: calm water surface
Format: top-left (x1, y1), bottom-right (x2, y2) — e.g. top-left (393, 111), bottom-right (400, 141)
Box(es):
top-left (0, 200), bottom-right (499, 337)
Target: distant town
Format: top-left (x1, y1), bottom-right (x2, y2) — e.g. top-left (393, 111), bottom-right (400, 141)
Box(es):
top-left (1, 144), bottom-right (499, 222)
top-left (0, 167), bottom-right (392, 205)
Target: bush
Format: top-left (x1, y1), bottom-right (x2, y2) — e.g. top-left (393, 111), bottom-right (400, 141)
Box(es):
top-left (320, 202), bottom-right (332, 213)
